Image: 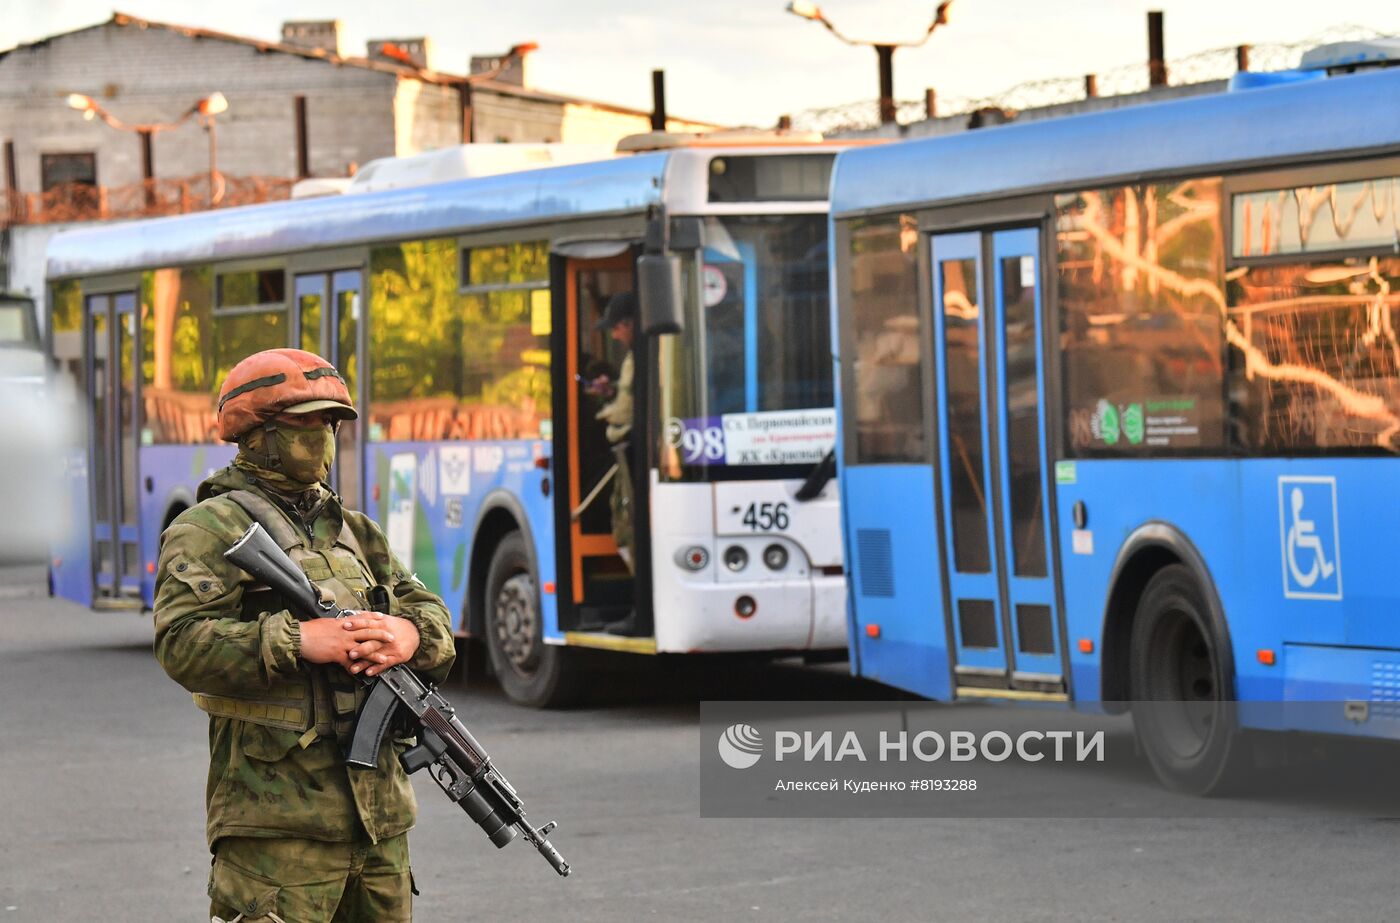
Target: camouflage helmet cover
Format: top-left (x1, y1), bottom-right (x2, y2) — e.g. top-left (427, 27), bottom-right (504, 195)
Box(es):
top-left (216, 348), bottom-right (357, 442)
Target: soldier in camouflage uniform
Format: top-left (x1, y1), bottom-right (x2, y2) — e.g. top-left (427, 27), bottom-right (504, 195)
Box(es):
top-left (593, 292), bottom-right (636, 572)
top-left (154, 348), bottom-right (456, 923)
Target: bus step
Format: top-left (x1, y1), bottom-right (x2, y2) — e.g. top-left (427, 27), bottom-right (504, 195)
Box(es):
top-left (576, 605), bottom-right (631, 632)
top-left (93, 596), bottom-right (146, 611)
top-left (956, 686), bottom-right (1068, 703)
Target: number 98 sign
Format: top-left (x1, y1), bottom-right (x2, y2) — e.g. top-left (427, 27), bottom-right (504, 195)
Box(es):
top-left (666, 416), bottom-right (726, 465)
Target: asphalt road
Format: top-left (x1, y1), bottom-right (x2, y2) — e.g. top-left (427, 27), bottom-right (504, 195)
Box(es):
top-left (1, 564), bottom-right (1397, 922)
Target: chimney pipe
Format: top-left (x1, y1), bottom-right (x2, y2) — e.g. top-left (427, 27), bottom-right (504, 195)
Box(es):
top-left (1084, 74), bottom-right (1098, 98)
top-left (1236, 44), bottom-right (1251, 72)
top-left (651, 69), bottom-right (667, 131)
top-left (924, 88), bottom-right (937, 119)
top-left (1147, 11), bottom-right (1167, 87)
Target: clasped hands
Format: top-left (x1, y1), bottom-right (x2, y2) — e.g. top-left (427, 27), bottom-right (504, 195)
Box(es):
top-left (299, 612), bottom-right (421, 677)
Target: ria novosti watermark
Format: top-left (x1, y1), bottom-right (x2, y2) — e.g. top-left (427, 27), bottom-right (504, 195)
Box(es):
top-left (700, 702), bottom-right (1400, 818)
top-left (718, 722), bottom-right (1104, 769)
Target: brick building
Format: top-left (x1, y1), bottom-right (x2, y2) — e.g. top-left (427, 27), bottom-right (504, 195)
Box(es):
top-left (0, 12), bottom-right (717, 298)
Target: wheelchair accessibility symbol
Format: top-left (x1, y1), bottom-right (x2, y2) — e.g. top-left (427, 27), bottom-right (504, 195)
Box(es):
top-left (1278, 476), bottom-right (1342, 600)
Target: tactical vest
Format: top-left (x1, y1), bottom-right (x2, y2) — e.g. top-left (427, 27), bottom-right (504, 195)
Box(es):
top-left (191, 489), bottom-right (380, 751)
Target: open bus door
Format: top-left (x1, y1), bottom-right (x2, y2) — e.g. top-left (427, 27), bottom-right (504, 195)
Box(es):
top-left (87, 290), bottom-right (144, 608)
top-left (552, 250), bottom-right (642, 635)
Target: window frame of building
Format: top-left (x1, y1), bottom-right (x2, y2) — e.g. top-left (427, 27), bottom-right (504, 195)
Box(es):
top-left (40, 152), bottom-right (97, 192)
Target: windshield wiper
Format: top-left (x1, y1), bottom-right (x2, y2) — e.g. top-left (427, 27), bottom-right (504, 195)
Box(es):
top-left (794, 448), bottom-right (836, 502)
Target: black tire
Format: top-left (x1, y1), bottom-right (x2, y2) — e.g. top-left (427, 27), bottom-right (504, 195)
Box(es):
top-left (483, 531), bottom-right (581, 708)
top-left (1129, 564), bottom-right (1248, 795)
top-left (162, 503), bottom-right (189, 532)
top-left (452, 636), bottom-right (490, 689)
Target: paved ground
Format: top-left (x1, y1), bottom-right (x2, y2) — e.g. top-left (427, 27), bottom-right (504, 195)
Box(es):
top-left (1, 564), bottom-right (1398, 921)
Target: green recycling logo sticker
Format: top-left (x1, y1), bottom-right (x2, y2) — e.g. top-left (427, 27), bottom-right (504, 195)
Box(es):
top-left (1092, 400), bottom-right (1120, 445)
top-left (1123, 403), bottom-right (1144, 445)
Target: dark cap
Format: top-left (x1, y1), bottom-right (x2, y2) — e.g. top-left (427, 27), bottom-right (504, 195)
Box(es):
top-left (595, 291), bottom-right (637, 330)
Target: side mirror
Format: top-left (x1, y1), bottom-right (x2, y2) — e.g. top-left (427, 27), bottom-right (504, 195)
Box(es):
top-left (638, 252), bottom-right (684, 337)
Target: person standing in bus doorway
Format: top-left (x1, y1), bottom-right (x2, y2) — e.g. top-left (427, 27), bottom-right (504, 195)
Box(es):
top-left (152, 348), bottom-right (455, 923)
top-left (594, 292), bottom-right (637, 573)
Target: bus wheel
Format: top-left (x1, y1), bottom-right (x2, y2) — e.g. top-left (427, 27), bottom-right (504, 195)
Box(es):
top-left (1129, 564), bottom-right (1246, 795)
top-left (483, 531), bottom-right (580, 708)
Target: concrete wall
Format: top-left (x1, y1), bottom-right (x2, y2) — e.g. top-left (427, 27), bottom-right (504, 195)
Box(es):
top-left (397, 80), bottom-right (462, 156)
top-left (0, 22), bottom-right (401, 191)
top-left (0, 21), bottom-right (720, 188)
top-left (555, 102), bottom-right (715, 145)
top-left (472, 91), bottom-right (568, 144)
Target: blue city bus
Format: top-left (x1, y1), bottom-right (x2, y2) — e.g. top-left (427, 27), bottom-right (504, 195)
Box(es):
top-left (829, 60), bottom-right (1400, 791)
top-left (45, 140), bottom-right (851, 706)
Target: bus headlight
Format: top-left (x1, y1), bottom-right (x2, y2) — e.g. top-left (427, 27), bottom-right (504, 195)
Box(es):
top-left (723, 545), bottom-right (749, 572)
top-left (762, 543), bottom-right (788, 570)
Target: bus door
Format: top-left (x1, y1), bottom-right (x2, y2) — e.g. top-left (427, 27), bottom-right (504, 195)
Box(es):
top-left (560, 252), bottom-right (635, 630)
top-left (294, 270), bottom-right (362, 508)
top-left (88, 291), bottom-right (143, 607)
top-left (931, 228), bottom-right (1064, 694)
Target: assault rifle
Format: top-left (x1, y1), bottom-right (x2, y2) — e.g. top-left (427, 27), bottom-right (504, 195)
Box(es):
top-left (225, 522), bottom-right (571, 877)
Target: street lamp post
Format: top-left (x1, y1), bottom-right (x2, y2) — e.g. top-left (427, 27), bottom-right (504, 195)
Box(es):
top-left (786, 1), bottom-right (955, 126)
top-left (65, 91), bottom-right (229, 209)
top-left (196, 93), bottom-right (229, 205)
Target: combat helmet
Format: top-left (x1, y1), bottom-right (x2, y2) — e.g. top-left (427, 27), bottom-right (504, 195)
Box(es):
top-left (216, 348), bottom-right (357, 442)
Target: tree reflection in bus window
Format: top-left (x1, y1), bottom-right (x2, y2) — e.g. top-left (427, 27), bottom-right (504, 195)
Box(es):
top-left (1056, 179), bottom-right (1228, 456)
top-left (368, 238), bottom-right (551, 442)
top-left (1228, 256), bottom-right (1400, 453)
top-left (140, 267), bottom-right (214, 444)
top-left (300, 290), bottom-right (322, 355)
top-left (50, 279), bottom-right (84, 429)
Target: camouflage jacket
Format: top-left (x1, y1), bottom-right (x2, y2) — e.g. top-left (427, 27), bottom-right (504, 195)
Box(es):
top-left (595, 350), bottom-right (633, 444)
top-left (154, 465), bottom-right (456, 849)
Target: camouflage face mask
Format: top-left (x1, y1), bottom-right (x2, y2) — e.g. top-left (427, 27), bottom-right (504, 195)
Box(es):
top-left (269, 424), bottom-right (336, 486)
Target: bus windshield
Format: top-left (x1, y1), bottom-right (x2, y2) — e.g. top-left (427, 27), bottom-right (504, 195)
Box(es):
top-left (657, 213), bottom-right (835, 480)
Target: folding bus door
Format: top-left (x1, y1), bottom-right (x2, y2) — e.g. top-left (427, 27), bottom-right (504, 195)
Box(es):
top-left (88, 291), bottom-right (143, 608)
top-left (559, 252), bottom-right (636, 632)
top-left (294, 270), bottom-right (363, 509)
top-left (931, 228), bottom-right (1065, 697)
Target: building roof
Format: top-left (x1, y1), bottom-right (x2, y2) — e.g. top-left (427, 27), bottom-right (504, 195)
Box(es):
top-left (2, 12), bottom-right (720, 126)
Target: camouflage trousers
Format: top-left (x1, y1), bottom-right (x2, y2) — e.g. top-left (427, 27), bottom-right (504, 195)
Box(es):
top-left (209, 834), bottom-right (414, 923)
top-left (609, 445), bottom-right (634, 573)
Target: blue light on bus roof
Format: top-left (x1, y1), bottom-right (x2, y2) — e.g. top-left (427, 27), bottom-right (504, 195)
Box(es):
top-left (1226, 69), bottom-right (1326, 92)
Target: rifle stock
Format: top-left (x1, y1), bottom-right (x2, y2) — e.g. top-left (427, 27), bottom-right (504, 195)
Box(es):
top-left (225, 522), bottom-right (571, 877)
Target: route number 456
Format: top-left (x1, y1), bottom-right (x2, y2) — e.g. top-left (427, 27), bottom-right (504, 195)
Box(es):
top-left (742, 502), bottom-right (790, 531)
